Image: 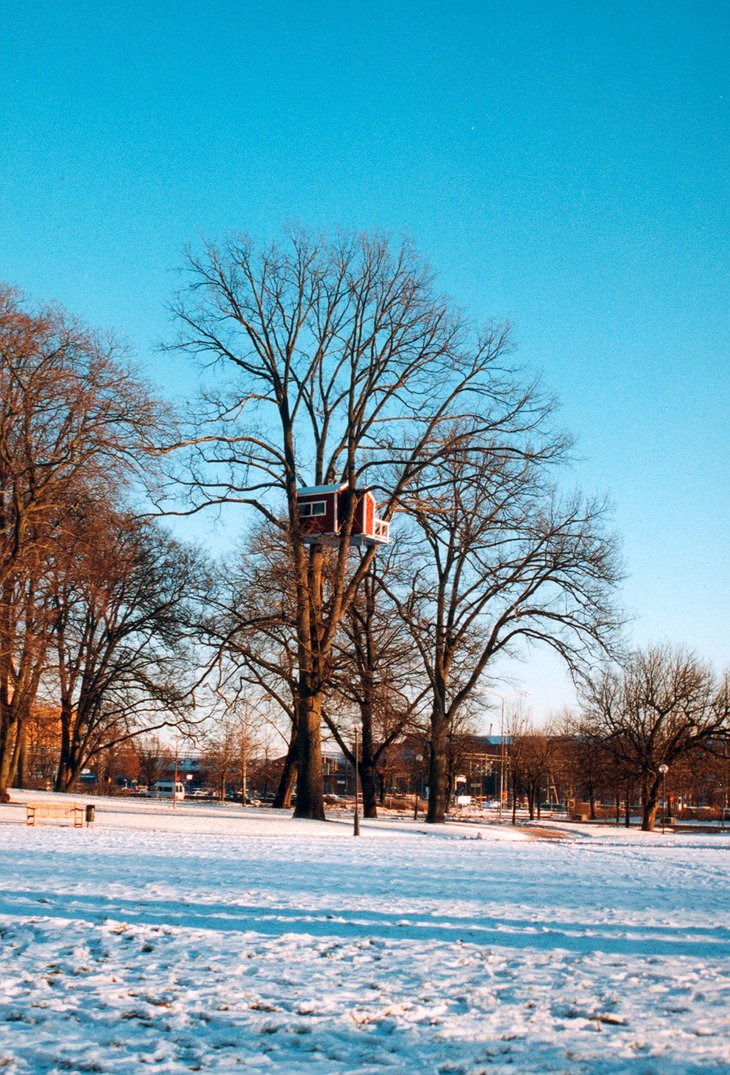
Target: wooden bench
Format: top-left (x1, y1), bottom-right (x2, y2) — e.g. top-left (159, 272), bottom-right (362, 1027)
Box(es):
top-left (26, 801), bottom-right (85, 827)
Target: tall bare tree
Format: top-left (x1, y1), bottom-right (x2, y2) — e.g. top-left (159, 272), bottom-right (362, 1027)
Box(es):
top-left (554, 711), bottom-right (617, 820)
top-left (387, 426), bottom-right (623, 822)
top-left (169, 231), bottom-right (513, 819)
top-left (203, 524), bottom-right (301, 808)
top-left (0, 287), bottom-right (167, 800)
top-left (325, 552), bottom-right (428, 817)
top-left (46, 501), bottom-right (197, 791)
top-left (507, 723), bottom-right (555, 820)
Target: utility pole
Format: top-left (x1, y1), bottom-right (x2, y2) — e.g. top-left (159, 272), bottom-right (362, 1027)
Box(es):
top-left (414, 754), bottom-right (423, 820)
top-left (240, 724), bottom-right (248, 809)
top-left (353, 727), bottom-right (360, 837)
top-left (499, 697), bottom-right (505, 821)
top-left (173, 741), bottom-right (179, 810)
top-left (483, 689), bottom-right (531, 823)
top-left (659, 764), bottom-right (669, 834)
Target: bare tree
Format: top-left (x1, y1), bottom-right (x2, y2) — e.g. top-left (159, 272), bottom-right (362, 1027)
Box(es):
top-left (0, 287), bottom-right (167, 801)
top-left (385, 426), bottom-right (623, 822)
top-left (507, 724), bottom-right (554, 821)
top-left (558, 712), bottom-right (616, 820)
top-left (203, 524), bottom-right (301, 808)
top-left (584, 645), bottom-right (729, 831)
top-left (136, 736), bottom-right (174, 791)
top-left (202, 722), bottom-right (239, 801)
top-left (169, 231), bottom-right (513, 819)
top-left (202, 708), bottom-right (259, 802)
top-left (45, 501), bottom-right (198, 791)
top-left (325, 551), bottom-right (428, 817)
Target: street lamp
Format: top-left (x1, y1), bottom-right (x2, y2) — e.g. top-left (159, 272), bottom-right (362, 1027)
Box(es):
top-left (658, 764), bottom-right (669, 834)
top-left (353, 727), bottom-right (360, 837)
top-left (413, 755), bottom-right (424, 820)
top-left (173, 739), bottom-right (179, 810)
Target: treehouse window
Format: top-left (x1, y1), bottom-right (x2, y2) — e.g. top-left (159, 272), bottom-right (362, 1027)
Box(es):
top-left (300, 501), bottom-right (326, 517)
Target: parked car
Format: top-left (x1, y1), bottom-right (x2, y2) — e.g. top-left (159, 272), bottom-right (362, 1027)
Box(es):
top-left (150, 780), bottom-right (186, 799)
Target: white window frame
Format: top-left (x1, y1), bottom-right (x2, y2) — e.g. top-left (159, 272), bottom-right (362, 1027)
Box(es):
top-left (300, 500), bottom-right (327, 518)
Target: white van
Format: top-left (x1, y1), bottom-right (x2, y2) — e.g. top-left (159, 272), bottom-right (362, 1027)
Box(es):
top-left (151, 780), bottom-right (185, 799)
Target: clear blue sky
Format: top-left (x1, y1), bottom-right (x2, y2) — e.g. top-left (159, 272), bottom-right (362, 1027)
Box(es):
top-left (1, 0), bottom-right (728, 720)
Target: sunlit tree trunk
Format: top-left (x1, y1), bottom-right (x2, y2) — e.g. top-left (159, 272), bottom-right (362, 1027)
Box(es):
top-left (427, 696), bottom-right (449, 823)
top-left (294, 690), bottom-right (325, 820)
top-left (273, 736), bottom-right (297, 809)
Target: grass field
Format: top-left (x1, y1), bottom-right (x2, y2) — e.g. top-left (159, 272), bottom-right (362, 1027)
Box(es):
top-left (1, 792), bottom-right (728, 1073)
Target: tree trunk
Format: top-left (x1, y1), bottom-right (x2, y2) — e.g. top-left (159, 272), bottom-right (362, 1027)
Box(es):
top-left (0, 705), bottom-right (25, 803)
top-left (360, 758), bottom-right (378, 819)
top-left (293, 691), bottom-right (326, 820)
top-left (359, 701), bottom-right (378, 818)
top-left (55, 699), bottom-right (76, 792)
top-left (273, 737), bottom-right (297, 809)
top-left (641, 776), bottom-right (660, 831)
top-left (0, 714), bottom-right (17, 801)
top-left (426, 702), bottom-right (449, 823)
top-left (0, 588), bottom-right (16, 801)
top-left (642, 798), bottom-right (659, 831)
top-left (624, 783), bottom-right (632, 828)
top-left (16, 736), bottom-right (26, 789)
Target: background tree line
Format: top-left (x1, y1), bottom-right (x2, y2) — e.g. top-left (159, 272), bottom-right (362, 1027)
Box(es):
top-left (496, 647), bottom-right (728, 833)
top-left (0, 286), bottom-right (199, 800)
top-left (1, 232), bottom-right (727, 825)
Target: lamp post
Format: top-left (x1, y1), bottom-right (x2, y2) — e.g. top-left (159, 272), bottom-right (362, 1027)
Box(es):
top-left (413, 754), bottom-right (423, 820)
top-left (658, 764), bottom-right (669, 834)
top-left (173, 740), bottom-right (179, 810)
top-left (353, 727), bottom-right (360, 837)
top-left (483, 690), bottom-right (531, 822)
top-left (499, 699), bottom-right (505, 821)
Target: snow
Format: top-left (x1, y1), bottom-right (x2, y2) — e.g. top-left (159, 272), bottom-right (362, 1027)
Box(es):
top-left (1, 793), bottom-right (728, 1074)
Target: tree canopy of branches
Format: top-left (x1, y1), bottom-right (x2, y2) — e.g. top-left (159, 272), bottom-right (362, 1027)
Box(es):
top-left (202, 708), bottom-right (257, 803)
top-left (584, 645), bottom-right (729, 830)
top-left (386, 426), bottom-right (623, 822)
top-left (202, 523), bottom-right (302, 809)
top-left (556, 713), bottom-right (618, 821)
top-left (506, 720), bottom-right (558, 822)
top-left (170, 230), bottom-right (515, 819)
top-left (324, 550), bottom-right (428, 817)
top-left (0, 286), bottom-right (167, 800)
top-left (209, 527), bottom-right (427, 817)
top-left (47, 502), bottom-right (198, 791)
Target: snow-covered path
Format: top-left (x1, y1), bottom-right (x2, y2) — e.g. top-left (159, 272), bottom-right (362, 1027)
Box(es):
top-left (0, 797), bottom-right (728, 1073)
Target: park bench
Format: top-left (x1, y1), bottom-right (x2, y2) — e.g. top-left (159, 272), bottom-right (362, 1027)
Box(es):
top-left (26, 801), bottom-right (85, 827)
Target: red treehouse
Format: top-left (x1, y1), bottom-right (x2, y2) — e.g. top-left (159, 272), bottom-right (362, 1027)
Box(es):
top-left (296, 483), bottom-right (390, 547)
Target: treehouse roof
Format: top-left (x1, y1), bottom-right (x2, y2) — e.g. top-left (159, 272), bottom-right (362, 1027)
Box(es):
top-left (297, 483), bottom-right (349, 496)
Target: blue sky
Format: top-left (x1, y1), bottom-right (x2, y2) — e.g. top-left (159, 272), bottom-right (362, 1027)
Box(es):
top-left (1, 1), bottom-right (728, 720)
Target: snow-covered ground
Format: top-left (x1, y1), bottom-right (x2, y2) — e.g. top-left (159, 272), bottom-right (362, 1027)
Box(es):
top-left (1, 792), bottom-right (728, 1074)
